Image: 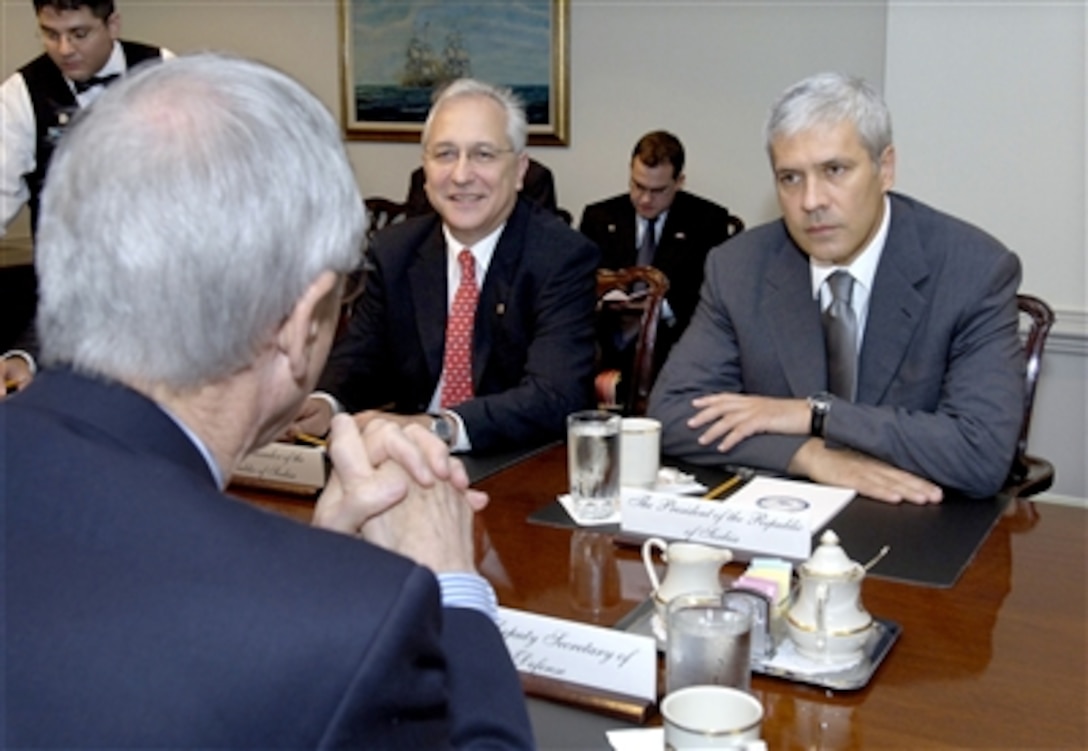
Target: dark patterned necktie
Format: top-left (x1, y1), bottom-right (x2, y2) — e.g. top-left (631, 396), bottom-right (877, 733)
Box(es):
top-left (440, 249), bottom-right (478, 408)
top-left (823, 271), bottom-right (858, 400)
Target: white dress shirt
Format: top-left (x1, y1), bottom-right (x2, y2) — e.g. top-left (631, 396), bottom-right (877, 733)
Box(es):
top-left (427, 222), bottom-right (505, 452)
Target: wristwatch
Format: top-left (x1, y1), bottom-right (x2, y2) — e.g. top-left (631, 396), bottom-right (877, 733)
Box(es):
top-left (808, 392), bottom-right (833, 438)
top-left (428, 412), bottom-right (454, 446)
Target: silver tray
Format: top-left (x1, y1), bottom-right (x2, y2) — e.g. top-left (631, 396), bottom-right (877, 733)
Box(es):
top-left (614, 598), bottom-right (900, 692)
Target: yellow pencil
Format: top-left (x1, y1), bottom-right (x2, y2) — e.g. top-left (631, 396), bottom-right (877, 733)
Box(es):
top-left (293, 432), bottom-right (328, 448)
top-left (703, 474), bottom-right (744, 500)
top-left (4, 378), bottom-right (21, 391)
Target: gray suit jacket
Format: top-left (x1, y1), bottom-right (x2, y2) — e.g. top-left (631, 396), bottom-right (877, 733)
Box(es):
top-left (648, 192), bottom-right (1024, 497)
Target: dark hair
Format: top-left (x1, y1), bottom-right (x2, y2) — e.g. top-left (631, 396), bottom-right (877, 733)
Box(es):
top-left (631, 130), bottom-right (685, 179)
top-left (34, 1), bottom-right (115, 21)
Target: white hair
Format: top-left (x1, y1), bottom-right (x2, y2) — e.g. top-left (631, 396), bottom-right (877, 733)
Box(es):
top-left (36, 53), bottom-right (366, 388)
top-left (421, 78), bottom-right (528, 153)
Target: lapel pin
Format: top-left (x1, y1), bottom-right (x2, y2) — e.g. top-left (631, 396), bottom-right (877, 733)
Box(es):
top-left (496, 302), bottom-right (506, 315)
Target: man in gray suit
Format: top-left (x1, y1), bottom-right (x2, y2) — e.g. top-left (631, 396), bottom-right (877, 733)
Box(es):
top-left (648, 72), bottom-right (1023, 503)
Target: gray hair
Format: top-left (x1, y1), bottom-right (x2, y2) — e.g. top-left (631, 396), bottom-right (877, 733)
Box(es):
top-left (421, 78), bottom-right (528, 153)
top-left (35, 53), bottom-right (366, 388)
top-left (765, 72), bottom-right (893, 165)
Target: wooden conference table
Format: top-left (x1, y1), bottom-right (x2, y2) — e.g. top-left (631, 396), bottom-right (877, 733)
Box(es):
top-left (234, 443), bottom-right (1087, 750)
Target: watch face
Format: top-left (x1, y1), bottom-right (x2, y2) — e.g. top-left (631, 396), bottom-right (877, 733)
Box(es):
top-left (431, 416), bottom-right (452, 443)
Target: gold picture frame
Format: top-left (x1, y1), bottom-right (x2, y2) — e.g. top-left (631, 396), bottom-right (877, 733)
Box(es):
top-left (339, 0), bottom-right (569, 145)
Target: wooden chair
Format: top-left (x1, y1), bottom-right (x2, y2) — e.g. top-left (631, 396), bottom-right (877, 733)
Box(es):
top-left (594, 266), bottom-right (670, 416)
top-left (724, 213), bottom-right (745, 240)
top-left (364, 197), bottom-right (408, 242)
top-left (1004, 293), bottom-right (1056, 497)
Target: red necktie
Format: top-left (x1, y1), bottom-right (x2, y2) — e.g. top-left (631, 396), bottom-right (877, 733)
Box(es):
top-left (440, 249), bottom-right (479, 408)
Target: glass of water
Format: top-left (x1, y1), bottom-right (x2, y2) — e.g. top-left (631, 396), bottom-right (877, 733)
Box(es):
top-left (666, 591), bottom-right (753, 694)
top-left (567, 410), bottom-right (621, 520)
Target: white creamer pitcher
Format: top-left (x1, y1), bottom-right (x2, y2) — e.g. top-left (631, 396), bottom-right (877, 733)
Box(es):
top-left (641, 537), bottom-right (733, 637)
top-left (786, 530), bottom-right (873, 663)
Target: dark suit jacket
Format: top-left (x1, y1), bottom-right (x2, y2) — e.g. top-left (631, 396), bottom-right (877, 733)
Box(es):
top-left (2, 368), bottom-right (533, 749)
top-left (405, 159), bottom-right (559, 218)
top-left (648, 192), bottom-right (1024, 497)
top-left (319, 198), bottom-right (599, 452)
top-left (579, 190), bottom-right (738, 338)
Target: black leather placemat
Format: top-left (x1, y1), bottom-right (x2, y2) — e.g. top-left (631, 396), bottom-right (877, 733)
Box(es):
top-left (526, 458), bottom-right (1010, 589)
top-left (461, 440), bottom-right (561, 484)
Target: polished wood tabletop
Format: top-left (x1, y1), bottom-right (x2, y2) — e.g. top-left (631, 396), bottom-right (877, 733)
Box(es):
top-left (235, 444), bottom-right (1087, 750)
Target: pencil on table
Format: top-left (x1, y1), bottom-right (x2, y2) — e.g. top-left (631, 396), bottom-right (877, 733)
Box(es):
top-left (703, 474), bottom-right (744, 500)
top-left (294, 432), bottom-right (328, 448)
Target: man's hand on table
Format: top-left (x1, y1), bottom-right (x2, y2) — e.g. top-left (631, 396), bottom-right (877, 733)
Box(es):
top-left (313, 414), bottom-right (486, 573)
top-left (789, 438), bottom-right (943, 505)
top-left (688, 393), bottom-right (809, 452)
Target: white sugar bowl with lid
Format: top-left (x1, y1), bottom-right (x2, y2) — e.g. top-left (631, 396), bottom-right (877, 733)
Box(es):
top-left (786, 530), bottom-right (874, 663)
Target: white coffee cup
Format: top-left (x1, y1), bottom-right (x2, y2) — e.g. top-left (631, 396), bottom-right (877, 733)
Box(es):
top-left (661, 685), bottom-right (763, 750)
top-left (620, 417), bottom-right (661, 488)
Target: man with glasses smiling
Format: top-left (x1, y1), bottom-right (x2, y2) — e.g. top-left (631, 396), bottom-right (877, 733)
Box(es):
top-left (291, 78), bottom-right (599, 454)
top-left (580, 130), bottom-right (740, 365)
top-left (1, 1), bottom-right (171, 397)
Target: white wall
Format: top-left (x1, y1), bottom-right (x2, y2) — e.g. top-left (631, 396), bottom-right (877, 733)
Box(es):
top-left (885, 0), bottom-right (1087, 503)
top-left (3, 0), bottom-right (1084, 500)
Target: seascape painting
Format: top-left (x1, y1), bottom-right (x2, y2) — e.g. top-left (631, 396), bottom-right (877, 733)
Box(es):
top-left (339, 0), bottom-right (569, 144)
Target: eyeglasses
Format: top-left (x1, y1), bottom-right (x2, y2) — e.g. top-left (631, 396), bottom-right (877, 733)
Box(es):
top-left (424, 144), bottom-right (515, 167)
top-left (39, 22), bottom-right (106, 48)
top-left (629, 178), bottom-right (675, 198)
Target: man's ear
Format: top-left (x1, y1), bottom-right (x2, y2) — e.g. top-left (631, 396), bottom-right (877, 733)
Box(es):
top-left (879, 144), bottom-right (896, 192)
top-left (106, 11), bottom-right (122, 41)
top-left (277, 271), bottom-right (339, 381)
top-left (515, 152), bottom-right (530, 191)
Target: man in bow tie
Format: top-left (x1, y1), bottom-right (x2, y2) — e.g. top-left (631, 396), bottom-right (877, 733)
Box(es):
top-left (0, 1), bottom-right (173, 397)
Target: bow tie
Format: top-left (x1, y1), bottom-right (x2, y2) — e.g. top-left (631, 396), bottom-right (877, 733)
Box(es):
top-left (73, 73), bottom-right (120, 94)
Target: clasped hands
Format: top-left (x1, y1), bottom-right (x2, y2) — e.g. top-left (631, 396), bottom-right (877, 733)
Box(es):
top-left (312, 414), bottom-right (482, 573)
top-left (688, 392), bottom-right (942, 505)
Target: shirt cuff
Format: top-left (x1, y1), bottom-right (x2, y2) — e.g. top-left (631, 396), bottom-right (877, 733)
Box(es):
top-left (310, 391), bottom-right (343, 418)
top-left (3, 349), bottom-right (37, 374)
top-left (436, 571), bottom-right (499, 623)
top-left (444, 409), bottom-right (473, 453)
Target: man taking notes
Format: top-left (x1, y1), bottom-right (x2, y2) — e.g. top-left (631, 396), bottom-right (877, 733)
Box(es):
top-left (2, 53), bottom-right (532, 748)
top-left (649, 72), bottom-right (1023, 503)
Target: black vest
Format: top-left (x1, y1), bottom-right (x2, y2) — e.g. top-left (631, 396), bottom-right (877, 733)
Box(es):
top-left (20, 41), bottom-right (162, 235)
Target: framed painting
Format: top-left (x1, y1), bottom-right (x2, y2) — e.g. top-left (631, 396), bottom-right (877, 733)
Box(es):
top-left (339, 0), bottom-right (569, 145)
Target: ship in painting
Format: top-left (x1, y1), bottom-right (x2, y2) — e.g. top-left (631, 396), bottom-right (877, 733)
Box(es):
top-left (401, 25), bottom-right (471, 88)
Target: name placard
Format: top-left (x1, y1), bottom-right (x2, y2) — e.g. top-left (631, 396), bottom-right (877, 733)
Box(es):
top-left (498, 607), bottom-right (657, 702)
top-left (620, 488), bottom-right (813, 559)
top-left (231, 442), bottom-right (326, 495)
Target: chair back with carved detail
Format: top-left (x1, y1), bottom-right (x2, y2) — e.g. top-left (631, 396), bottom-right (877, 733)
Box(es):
top-left (364, 197), bottom-right (408, 242)
top-left (1005, 293), bottom-right (1056, 497)
top-left (724, 213), bottom-right (745, 240)
top-left (594, 266), bottom-right (670, 416)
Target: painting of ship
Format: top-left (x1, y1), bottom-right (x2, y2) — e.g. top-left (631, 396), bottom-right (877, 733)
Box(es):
top-left (401, 25), bottom-right (472, 88)
top-left (343, 0), bottom-right (565, 143)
